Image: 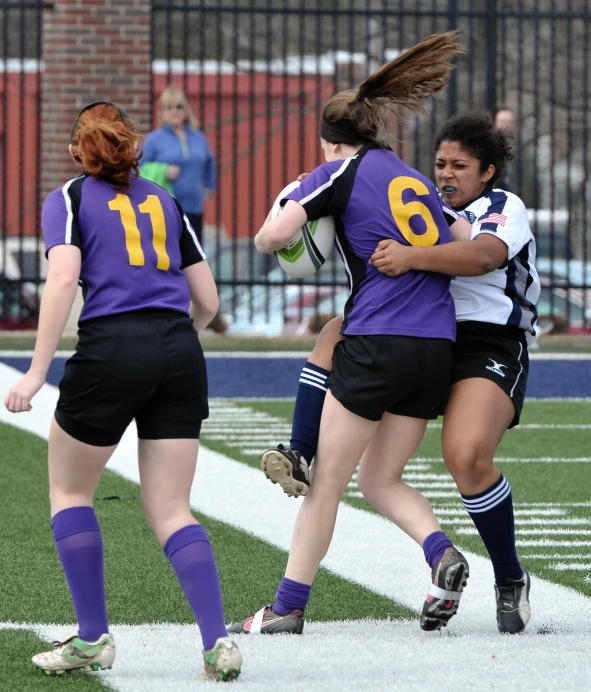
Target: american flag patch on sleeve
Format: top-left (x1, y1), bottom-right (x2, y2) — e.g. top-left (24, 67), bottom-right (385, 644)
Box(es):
top-left (479, 212), bottom-right (507, 226)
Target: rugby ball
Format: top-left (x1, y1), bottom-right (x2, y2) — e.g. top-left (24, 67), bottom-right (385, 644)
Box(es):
top-left (271, 181), bottom-right (335, 279)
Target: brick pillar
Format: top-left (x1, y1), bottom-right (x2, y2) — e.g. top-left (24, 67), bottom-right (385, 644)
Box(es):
top-left (41, 0), bottom-right (152, 198)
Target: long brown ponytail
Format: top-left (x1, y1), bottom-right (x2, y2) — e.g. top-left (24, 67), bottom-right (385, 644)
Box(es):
top-left (321, 31), bottom-right (465, 146)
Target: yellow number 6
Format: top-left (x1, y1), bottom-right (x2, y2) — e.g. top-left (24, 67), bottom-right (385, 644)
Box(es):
top-left (388, 176), bottom-right (440, 247)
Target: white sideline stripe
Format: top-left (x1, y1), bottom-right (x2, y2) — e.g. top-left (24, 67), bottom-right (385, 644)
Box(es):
top-left (346, 490), bottom-right (463, 499)
top-left (517, 540), bottom-right (591, 547)
top-left (400, 473), bottom-right (455, 481)
top-left (351, 463), bottom-right (433, 475)
top-left (205, 434), bottom-right (293, 441)
top-left (442, 518), bottom-right (591, 527)
top-left (206, 422), bottom-right (291, 432)
top-left (204, 411), bottom-right (280, 417)
top-left (225, 441), bottom-right (290, 448)
top-left (435, 508), bottom-right (567, 517)
top-left (513, 424), bottom-right (591, 430)
top-left (404, 482), bottom-right (458, 489)
top-left (412, 457), bottom-right (591, 463)
top-left (423, 423), bottom-right (591, 430)
top-left (3, 621), bottom-right (591, 692)
top-left (518, 502), bottom-right (591, 507)
top-left (550, 563), bottom-right (591, 571)
top-left (524, 554), bottom-right (591, 559)
top-left (458, 528), bottom-right (591, 536)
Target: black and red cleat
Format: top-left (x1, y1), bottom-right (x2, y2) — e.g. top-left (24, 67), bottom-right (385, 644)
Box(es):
top-left (420, 548), bottom-right (469, 631)
top-left (227, 605), bottom-right (305, 635)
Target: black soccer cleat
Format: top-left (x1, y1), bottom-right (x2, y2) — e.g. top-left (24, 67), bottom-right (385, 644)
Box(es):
top-left (227, 606), bottom-right (305, 635)
top-left (420, 548), bottom-right (470, 631)
top-left (495, 567), bottom-right (531, 634)
top-left (261, 444), bottom-right (310, 498)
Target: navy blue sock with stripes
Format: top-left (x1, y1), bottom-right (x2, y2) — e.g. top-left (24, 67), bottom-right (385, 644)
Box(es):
top-left (461, 474), bottom-right (523, 584)
top-left (290, 361), bottom-right (329, 463)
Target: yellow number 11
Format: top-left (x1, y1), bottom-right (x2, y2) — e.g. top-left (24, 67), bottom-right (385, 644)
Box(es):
top-left (108, 194), bottom-right (171, 271)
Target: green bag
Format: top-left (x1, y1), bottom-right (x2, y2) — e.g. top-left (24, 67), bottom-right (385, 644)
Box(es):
top-left (139, 162), bottom-right (174, 195)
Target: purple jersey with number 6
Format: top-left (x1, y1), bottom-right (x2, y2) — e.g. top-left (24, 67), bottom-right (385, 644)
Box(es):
top-left (42, 174), bottom-right (205, 322)
top-left (282, 145), bottom-right (458, 340)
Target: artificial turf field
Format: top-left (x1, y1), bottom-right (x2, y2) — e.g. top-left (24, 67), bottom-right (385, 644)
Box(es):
top-left (0, 362), bottom-right (590, 691)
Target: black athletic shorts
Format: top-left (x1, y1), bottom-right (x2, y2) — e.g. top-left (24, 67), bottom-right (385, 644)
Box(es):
top-left (328, 334), bottom-right (453, 421)
top-left (449, 321), bottom-right (529, 428)
top-left (55, 309), bottom-right (208, 446)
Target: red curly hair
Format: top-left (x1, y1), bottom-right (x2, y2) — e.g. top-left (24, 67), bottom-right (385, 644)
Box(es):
top-left (70, 103), bottom-right (144, 191)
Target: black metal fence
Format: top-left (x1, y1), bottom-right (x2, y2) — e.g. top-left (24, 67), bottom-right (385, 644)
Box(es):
top-left (0, 0), bottom-right (44, 328)
top-left (1, 1), bottom-right (590, 335)
top-left (152, 0), bottom-right (591, 335)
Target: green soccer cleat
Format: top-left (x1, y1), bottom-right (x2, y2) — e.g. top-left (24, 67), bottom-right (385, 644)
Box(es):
top-left (32, 632), bottom-right (115, 675)
top-left (202, 636), bottom-right (243, 682)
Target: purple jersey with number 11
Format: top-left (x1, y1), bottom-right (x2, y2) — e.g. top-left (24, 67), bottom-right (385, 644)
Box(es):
top-left (283, 145), bottom-right (458, 340)
top-left (42, 174), bottom-right (205, 322)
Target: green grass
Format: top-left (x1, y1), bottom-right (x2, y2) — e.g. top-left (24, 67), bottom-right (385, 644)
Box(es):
top-left (2, 396), bottom-right (591, 690)
top-left (0, 630), bottom-right (108, 691)
top-left (1, 333), bottom-right (590, 352)
top-left (0, 422), bottom-right (412, 627)
top-left (0, 335), bottom-right (318, 353)
top-left (201, 400), bottom-right (591, 599)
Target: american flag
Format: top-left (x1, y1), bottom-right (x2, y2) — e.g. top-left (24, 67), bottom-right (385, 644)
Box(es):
top-left (479, 212), bottom-right (507, 226)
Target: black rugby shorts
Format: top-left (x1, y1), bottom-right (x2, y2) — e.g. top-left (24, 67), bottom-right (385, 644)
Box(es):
top-left (449, 320), bottom-right (529, 428)
top-left (55, 309), bottom-right (208, 446)
top-left (328, 334), bottom-right (453, 421)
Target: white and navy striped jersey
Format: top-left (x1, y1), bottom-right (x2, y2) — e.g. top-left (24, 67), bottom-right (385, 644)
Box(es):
top-left (451, 188), bottom-right (540, 334)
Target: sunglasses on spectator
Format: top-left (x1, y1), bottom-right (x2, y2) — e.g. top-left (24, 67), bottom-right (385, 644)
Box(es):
top-left (163, 103), bottom-right (185, 110)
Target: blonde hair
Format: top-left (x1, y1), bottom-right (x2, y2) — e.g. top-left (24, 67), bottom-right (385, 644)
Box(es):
top-left (322, 31), bottom-right (465, 146)
top-left (158, 86), bottom-right (200, 129)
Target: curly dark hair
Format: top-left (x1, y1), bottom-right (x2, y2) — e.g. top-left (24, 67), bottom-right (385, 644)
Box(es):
top-left (432, 110), bottom-right (514, 184)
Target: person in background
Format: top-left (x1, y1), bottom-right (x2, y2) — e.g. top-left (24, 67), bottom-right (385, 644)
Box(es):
top-left (4, 101), bottom-right (241, 681)
top-left (142, 86), bottom-right (228, 333)
top-left (494, 106), bottom-right (515, 191)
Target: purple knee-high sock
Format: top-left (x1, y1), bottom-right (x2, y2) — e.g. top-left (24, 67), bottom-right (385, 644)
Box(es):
top-left (273, 577), bottom-right (312, 615)
top-left (51, 506), bottom-right (109, 642)
top-left (164, 524), bottom-right (228, 651)
top-left (422, 530), bottom-right (454, 568)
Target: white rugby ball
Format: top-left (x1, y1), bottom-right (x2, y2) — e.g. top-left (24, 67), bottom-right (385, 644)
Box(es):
top-left (271, 181), bottom-right (335, 279)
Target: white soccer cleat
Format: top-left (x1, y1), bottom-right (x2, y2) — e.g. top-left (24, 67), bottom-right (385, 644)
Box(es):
top-left (201, 636), bottom-right (243, 682)
top-left (32, 632), bottom-right (115, 675)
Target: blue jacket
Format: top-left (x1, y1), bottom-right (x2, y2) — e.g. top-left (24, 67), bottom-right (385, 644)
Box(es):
top-left (141, 124), bottom-right (216, 215)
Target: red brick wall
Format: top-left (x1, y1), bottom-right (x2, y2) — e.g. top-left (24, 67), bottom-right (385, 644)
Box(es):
top-left (41, 0), bottom-right (151, 197)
